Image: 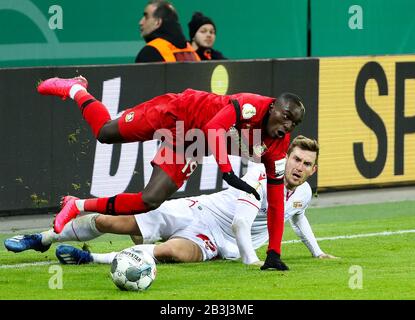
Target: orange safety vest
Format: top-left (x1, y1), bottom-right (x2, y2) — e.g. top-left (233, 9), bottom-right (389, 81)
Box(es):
top-left (147, 38), bottom-right (201, 62)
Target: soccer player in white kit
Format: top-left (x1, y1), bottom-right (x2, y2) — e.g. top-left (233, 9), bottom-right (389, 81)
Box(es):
top-left (5, 136), bottom-right (336, 266)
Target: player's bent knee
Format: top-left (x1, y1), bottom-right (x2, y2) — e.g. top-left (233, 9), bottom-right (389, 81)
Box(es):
top-left (155, 243), bottom-right (190, 263)
top-left (141, 193), bottom-right (165, 211)
top-left (95, 215), bottom-right (113, 233)
top-left (155, 239), bottom-right (202, 263)
top-left (154, 244), bottom-right (176, 262)
top-left (96, 129), bottom-right (114, 144)
top-left (96, 215), bottom-right (140, 235)
top-left (96, 121), bottom-right (123, 144)
top-left (143, 200), bottom-right (162, 211)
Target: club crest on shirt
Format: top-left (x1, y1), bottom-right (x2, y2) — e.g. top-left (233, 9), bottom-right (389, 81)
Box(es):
top-left (253, 143), bottom-right (268, 157)
top-left (293, 201), bottom-right (303, 208)
top-left (241, 103), bottom-right (256, 119)
top-left (125, 111), bottom-right (135, 123)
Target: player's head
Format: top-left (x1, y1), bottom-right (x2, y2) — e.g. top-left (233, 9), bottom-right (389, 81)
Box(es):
top-left (188, 12), bottom-right (216, 49)
top-left (140, 0), bottom-right (178, 38)
top-left (265, 93), bottom-right (305, 139)
top-left (285, 135), bottom-right (318, 189)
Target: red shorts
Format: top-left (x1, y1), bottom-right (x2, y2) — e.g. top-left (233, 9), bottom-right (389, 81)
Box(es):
top-left (117, 94), bottom-right (179, 142)
top-left (117, 94), bottom-right (196, 188)
top-left (151, 146), bottom-right (198, 188)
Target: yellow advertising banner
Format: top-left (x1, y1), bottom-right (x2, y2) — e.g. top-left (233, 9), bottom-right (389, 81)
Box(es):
top-left (318, 55), bottom-right (415, 188)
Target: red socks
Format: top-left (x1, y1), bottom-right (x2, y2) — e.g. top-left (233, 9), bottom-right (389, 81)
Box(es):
top-left (84, 192), bottom-right (150, 215)
top-left (74, 91), bottom-right (111, 138)
top-left (266, 183), bottom-right (285, 255)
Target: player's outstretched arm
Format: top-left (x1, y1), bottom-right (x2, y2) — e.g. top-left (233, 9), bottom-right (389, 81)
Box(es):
top-left (232, 194), bottom-right (262, 265)
top-left (289, 213), bottom-right (338, 258)
top-left (203, 104), bottom-right (260, 200)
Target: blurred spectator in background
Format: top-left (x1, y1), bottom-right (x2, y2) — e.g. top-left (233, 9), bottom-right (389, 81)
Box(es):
top-left (135, 0), bottom-right (200, 63)
top-left (188, 12), bottom-right (226, 61)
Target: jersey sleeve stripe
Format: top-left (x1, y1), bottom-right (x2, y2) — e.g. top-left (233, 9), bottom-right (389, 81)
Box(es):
top-left (237, 198), bottom-right (260, 210)
top-left (267, 178), bottom-right (284, 185)
top-left (231, 99), bottom-right (241, 126)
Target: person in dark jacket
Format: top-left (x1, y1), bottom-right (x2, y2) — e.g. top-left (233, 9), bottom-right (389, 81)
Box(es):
top-left (188, 12), bottom-right (226, 60)
top-left (135, 0), bottom-right (199, 63)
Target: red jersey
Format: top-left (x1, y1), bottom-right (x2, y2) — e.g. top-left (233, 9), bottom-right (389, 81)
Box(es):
top-left (175, 89), bottom-right (288, 255)
top-left (119, 88), bottom-right (288, 255)
top-left (174, 89), bottom-right (289, 181)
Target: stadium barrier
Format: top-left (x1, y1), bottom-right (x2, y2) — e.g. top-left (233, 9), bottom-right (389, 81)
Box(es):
top-left (3, 1), bottom-right (415, 68)
top-left (1, 56), bottom-right (414, 215)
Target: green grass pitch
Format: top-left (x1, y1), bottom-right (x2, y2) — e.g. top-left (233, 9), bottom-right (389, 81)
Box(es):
top-left (0, 200), bottom-right (414, 300)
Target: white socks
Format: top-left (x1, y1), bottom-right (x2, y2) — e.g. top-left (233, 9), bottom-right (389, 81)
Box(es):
top-left (75, 199), bottom-right (85, 211)
top-left (90, 245), bottom-right (157, 265)
top-left (39, 214), bottom-right (156, 266)
top-left (69, 84), bottom-right (87, 99)
top-left (40, 214), bottom-right (102, 245)
top-left (91, 252), bottom-right (118, 264)
top-left (133, 244), bottom-right (157, 262)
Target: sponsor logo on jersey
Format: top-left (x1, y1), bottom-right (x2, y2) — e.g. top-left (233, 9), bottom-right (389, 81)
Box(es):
top-left (125, 111), bottom-right (135, 123)
top-left (241, 103), bottom-right (256, 119)
top-left (258, 172), bottom-right (266, 181)
top-left (274, 158), bottom-right (286, 179)
top-left (293, 201), bottom-right (303, 208)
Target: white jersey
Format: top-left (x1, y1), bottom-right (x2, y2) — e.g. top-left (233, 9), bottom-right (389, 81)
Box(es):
top-left (193, 166), bottom-right (323, 261)
top-left (136, 166), bottom-right (323, 263)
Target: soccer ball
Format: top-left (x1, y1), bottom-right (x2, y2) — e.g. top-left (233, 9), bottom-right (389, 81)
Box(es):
top-left (110, 247), bottom-right (157, 291)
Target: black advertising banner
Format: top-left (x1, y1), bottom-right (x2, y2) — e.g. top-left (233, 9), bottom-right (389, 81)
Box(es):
top-left (0, 60), bottom-right (319, 215)
top-left (272, 59), bottom-right (320, 189)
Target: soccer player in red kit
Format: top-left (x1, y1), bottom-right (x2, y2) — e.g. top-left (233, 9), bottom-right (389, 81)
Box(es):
top-left (37, 76), bottom-right (305, 271)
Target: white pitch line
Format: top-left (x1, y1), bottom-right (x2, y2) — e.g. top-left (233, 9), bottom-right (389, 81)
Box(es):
top-left (0, 261), bottom-right (56, 269)
top-left (282, 229), bottom-right (415, 244)
top-left (1, 229), bottom-right (414, 269)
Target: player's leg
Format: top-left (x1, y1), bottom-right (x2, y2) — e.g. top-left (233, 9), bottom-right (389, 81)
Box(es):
top-left (37, 76), bottom-right (163, 144)
top-left (38, 78), bottom-right (181, 145)
top-left (154, 238), bottom-right (203, 262)
top-left (94, 215), bottom-right (141, 235)
top-left (80, 164), bottom-right (179, 215)
top-left (4, 213), bottom-right (101, 253)
top-left (83, 153), bottom-right (193, 214)
top-left (159, 219), bottom-right (219, 262)
top-left (53, 165), bottom-right (179, 233)
top-left (37, 77), bottom-right (122, 142)
top-left (55, 198), bottom-right (198, 265)
top-left (55, 239), bottom-right (202, 265)
top-left (45, 214), bottom-right (142, 245)
top-left (53, 142), bottom-right (193, 234)
top-left (52, 215), bottom-right (141, 264)
top-left (59, 145), bottom-right (185, 218)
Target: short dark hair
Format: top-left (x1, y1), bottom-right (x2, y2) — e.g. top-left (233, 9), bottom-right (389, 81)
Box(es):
top-left (148, 0), bottom-right (178, 22)
top-left (287, 135), bottom-right (319, 165)
top-left (278, 92), bottom-right (305, 119)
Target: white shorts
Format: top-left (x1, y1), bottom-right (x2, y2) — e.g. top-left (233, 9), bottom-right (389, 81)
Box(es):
top-left (134, 198), bottom-right (219, 261)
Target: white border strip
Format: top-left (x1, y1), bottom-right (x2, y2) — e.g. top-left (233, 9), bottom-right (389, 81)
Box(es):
top-left (0, 261), bottom-right (56, 269)
top-left (1, 229), bottom-right (414, 269)
top-left (282, 229), bottom-right (415, 244)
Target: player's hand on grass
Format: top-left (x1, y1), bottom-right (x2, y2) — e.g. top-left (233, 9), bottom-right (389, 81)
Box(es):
top-left (260, 250), bottom-right (289, 271)
top-left (223, 171), bottom-right (260, 200)
top-left (317, 253), bottom-right (338, 259)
